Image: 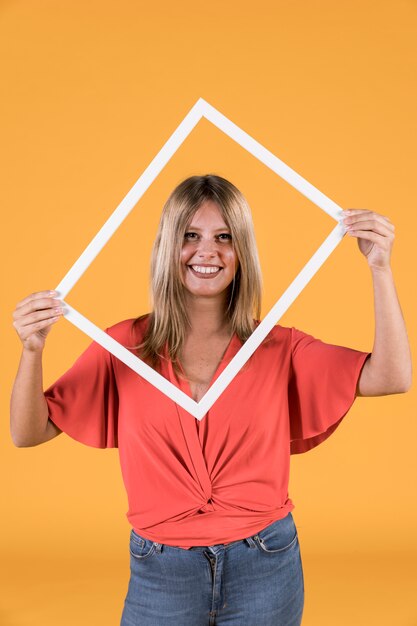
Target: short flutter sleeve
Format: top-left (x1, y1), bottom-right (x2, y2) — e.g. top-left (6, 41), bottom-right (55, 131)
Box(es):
top-left (44, 329), bottom-right (119, 448)
top-left (288, 327), bottom-right (371, 455)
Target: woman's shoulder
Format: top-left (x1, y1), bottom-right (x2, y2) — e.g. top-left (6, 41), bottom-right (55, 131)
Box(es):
top-left (254, 322), bottom-right (320, 356)
top-left (253, 320), bottom-right (291, 337)
top-left (252, 321), bottom-right (293, 351)
top-left (257, 321), bottom-right (314, 342)
top-left (105, 314), bottom-right (151, 346)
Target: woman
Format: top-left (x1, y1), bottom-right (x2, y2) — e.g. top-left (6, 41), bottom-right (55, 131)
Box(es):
top-left (10, 174), bottom-right (412, 625)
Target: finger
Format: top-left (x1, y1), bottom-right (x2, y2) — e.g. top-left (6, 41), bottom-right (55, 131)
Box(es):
top-left (346, 230), bottom-right (392, 247)
top-left (345, 219), bottom-right (394, 237)
top-left (346, 217), bottom-right (394, 232)
top-left (14, 296), bottom-right (62, 319)
top-left (343, 208), bottom-right (383, 215)
top-left (342, 209), bottom-right (373, 215)
top-left (15, 290), bottom-right (59, 310)
top-left (18, 316), bottom-right (62, 341)
top-left (14, 306), bottom-right (63, 328)
top-left (343, 209), bottom-right (393, 223)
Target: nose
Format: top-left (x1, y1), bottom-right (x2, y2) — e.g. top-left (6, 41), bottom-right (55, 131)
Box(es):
top-left (196, 238), bottom-right (219, 259)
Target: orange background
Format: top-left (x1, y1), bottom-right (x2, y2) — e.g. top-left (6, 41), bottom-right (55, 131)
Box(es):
top-left (1, 1), bottom-right (416, 624)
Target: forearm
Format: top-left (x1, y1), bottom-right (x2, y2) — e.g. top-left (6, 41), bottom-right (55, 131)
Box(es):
top-left (10, 349), bottom-right (49, 446)
top-left (360, 266), bottom-right (412, 395)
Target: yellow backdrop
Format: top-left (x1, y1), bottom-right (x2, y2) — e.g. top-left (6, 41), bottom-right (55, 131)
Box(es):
top-left (1, 1), bottom-right (416, 624)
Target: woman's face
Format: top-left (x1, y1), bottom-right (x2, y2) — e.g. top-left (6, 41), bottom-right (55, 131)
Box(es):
top-left (180, 200), bottom-right (239, 300)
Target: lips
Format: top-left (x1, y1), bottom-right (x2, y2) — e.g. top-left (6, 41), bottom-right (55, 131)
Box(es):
top-left (187, 265), bottom-right (223, 279)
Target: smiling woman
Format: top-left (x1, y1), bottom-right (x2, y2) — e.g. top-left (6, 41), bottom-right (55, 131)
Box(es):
top-left (131, 174), bottom-right (263, 379)
top-left (10, 173), bottom-right (411, 626)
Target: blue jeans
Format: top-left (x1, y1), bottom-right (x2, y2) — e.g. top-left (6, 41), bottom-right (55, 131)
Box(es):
top-left (120, 511), bottom-right (304, 625)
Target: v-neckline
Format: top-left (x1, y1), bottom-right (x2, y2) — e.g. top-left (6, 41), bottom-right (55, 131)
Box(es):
top-left (167, 331), bottom-right (242, 402)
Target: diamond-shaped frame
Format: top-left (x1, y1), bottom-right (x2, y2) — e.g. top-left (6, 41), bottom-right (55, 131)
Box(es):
top-left (55, 97), bottom-right (346, 420)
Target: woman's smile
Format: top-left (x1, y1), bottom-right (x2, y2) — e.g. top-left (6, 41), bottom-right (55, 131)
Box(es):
top-left (187, 264), bottom-right (223, 278)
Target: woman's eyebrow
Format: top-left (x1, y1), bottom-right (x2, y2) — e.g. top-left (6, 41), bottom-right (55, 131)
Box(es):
top-left (186, 225), bottom-right (231, 231)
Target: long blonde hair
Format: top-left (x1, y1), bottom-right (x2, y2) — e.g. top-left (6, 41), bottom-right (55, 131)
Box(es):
top-left (131, 174), bottom-right (263, 377)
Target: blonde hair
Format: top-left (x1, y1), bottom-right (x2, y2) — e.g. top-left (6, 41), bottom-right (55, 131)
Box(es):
top-left (131, 174), bottom-right (263, 377)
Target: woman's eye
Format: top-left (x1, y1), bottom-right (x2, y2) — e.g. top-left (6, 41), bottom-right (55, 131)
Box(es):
top-left (184, 232), bottom-right (232, 241)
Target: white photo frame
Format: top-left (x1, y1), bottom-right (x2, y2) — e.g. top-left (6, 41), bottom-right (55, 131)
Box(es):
top-left (55, 97), bottom-right (346, 420)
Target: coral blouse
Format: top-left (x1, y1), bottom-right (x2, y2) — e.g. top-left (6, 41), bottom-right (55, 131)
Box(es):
top-left (44, 315), bottom-right (370, 549)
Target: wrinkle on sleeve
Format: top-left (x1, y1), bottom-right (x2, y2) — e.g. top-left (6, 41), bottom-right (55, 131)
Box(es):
top-left (289, 327), bottom-right (371, 455)
top-left (44, 328), bottom-right (119, 448)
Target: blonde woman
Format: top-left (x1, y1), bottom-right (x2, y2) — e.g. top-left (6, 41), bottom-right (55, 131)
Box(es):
top-left (11, 174), bottom-right (411, 625)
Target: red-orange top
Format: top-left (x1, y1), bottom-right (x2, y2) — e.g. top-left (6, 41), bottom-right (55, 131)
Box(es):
top-left (44, 316), bottom-right (370, 549)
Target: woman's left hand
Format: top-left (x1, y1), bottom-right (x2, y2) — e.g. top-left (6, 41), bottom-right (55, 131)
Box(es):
top-left (342, 209), bottom-right (395, 271)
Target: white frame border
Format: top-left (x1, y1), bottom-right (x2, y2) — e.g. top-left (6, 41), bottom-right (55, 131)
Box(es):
top-left (55, 97), bottom-right (345, 420)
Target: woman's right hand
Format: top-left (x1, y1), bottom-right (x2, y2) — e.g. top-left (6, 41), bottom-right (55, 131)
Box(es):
top-left (12, 290), bottom-right (64, 353)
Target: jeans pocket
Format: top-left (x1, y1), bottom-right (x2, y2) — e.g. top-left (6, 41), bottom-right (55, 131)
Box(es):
top-left (129, 529), bottom-right (160, 561)
top-left (252, 513), bottom-right (299, 554)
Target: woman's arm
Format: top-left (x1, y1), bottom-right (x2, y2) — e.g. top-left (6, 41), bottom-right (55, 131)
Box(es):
top-left (10, 348), bottom-right (63, 446)
top-left (10, 290), bottom-right (64, 446)
top-left (342, 209), bottom-right (412, 396)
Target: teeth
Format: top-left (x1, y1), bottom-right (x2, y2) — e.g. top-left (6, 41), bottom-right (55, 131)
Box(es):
top-left (191, 265), bottom-right (221, 274)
